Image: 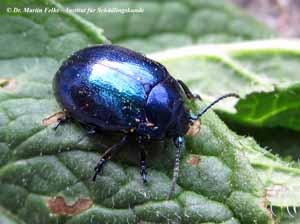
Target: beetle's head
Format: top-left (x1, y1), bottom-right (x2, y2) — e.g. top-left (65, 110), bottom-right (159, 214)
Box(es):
top-left (137, 77), bottom-right (191, 140)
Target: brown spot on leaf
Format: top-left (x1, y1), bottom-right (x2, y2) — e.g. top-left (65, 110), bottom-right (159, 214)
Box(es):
top-left (42, 111), bottom-right (66, 126)
top-left (47, 196), bottom-right (92, 216)
top-left (0, 78), bottom-right (16, 91)
top-left (187, 155), bottom-right (201, 166)
top-left (186, 120), bottom-right (201, 136)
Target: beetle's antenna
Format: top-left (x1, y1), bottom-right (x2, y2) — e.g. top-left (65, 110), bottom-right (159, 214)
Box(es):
top-left (191, 93), bottom-right (239, 120)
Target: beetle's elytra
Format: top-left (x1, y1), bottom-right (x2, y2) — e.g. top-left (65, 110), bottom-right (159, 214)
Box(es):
top-left (53, 44), bottom-right (238, 198)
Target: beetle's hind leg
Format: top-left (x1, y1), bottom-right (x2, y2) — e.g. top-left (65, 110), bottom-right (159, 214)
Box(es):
top-left (93, 135), bottom-right (129, 181)
top-left (177, 79), bottom-right (202, 101)
top-left (168, 136), bottom-right (184, 199)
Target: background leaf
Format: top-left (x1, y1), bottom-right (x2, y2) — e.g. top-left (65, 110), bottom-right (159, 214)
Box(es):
top-left (62, 0), bottom-right (274, 53)
top-left (226, 124), bottom-right (300, 162)
top-left (149, 42), bottom-right (300, 221)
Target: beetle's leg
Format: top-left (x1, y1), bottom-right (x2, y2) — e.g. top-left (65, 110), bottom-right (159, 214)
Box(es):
top-left (51, 111), bottom-right (70, 131)
top-left (53, 117), bottom-right (67, 130)
top-left (87, 128), bottom-right (96, 135)
top-left (137, 137), bottom-right (148, 183)
top-left (168, 136), bottom-right (184, 199)
top-left (177, 80), bottom-right (202, 101)
top-left (85, 124), bottom-right (96, 135)
top-left (139, 144), bottom-right (147, 183)
top-left (93, 135), bottom-right (129, 181)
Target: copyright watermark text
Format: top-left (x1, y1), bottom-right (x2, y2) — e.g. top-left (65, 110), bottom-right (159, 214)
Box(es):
top-left (6, 7), bottom-right (144, 14)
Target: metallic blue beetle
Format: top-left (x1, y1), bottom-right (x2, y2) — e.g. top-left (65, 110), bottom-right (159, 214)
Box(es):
top-left (53, 44), bottom-right (238, 197)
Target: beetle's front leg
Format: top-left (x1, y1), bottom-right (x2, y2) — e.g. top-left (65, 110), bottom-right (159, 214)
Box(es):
top-left (168, 136), bottom-right (184, 199)
top-left (138, 136), bottom-right (148, 183)
top-left (140, 144), bottom-right (147, 183)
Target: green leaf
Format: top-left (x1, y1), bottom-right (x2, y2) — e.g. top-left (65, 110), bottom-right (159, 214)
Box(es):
top-left (223, 123), bottom-right (300, 162)
top-left (148, 39), bottom-right (300, 219)
top-left (62, 0), bottom-right (274, 53)
top-left (277, 210), bottom-right (300, 224)
top-left (149, 40), bottom-right (300, 131)
top-left (0, 206), bottom-right (25, 224)
top-left (2, 0), bottom-right (299, 223)
top-left (237, 136), bottom-right (300, 208)
top-left (0, 0), bottom-right (278, 223)
top-left (0, 96), bottom-right (274, 224)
